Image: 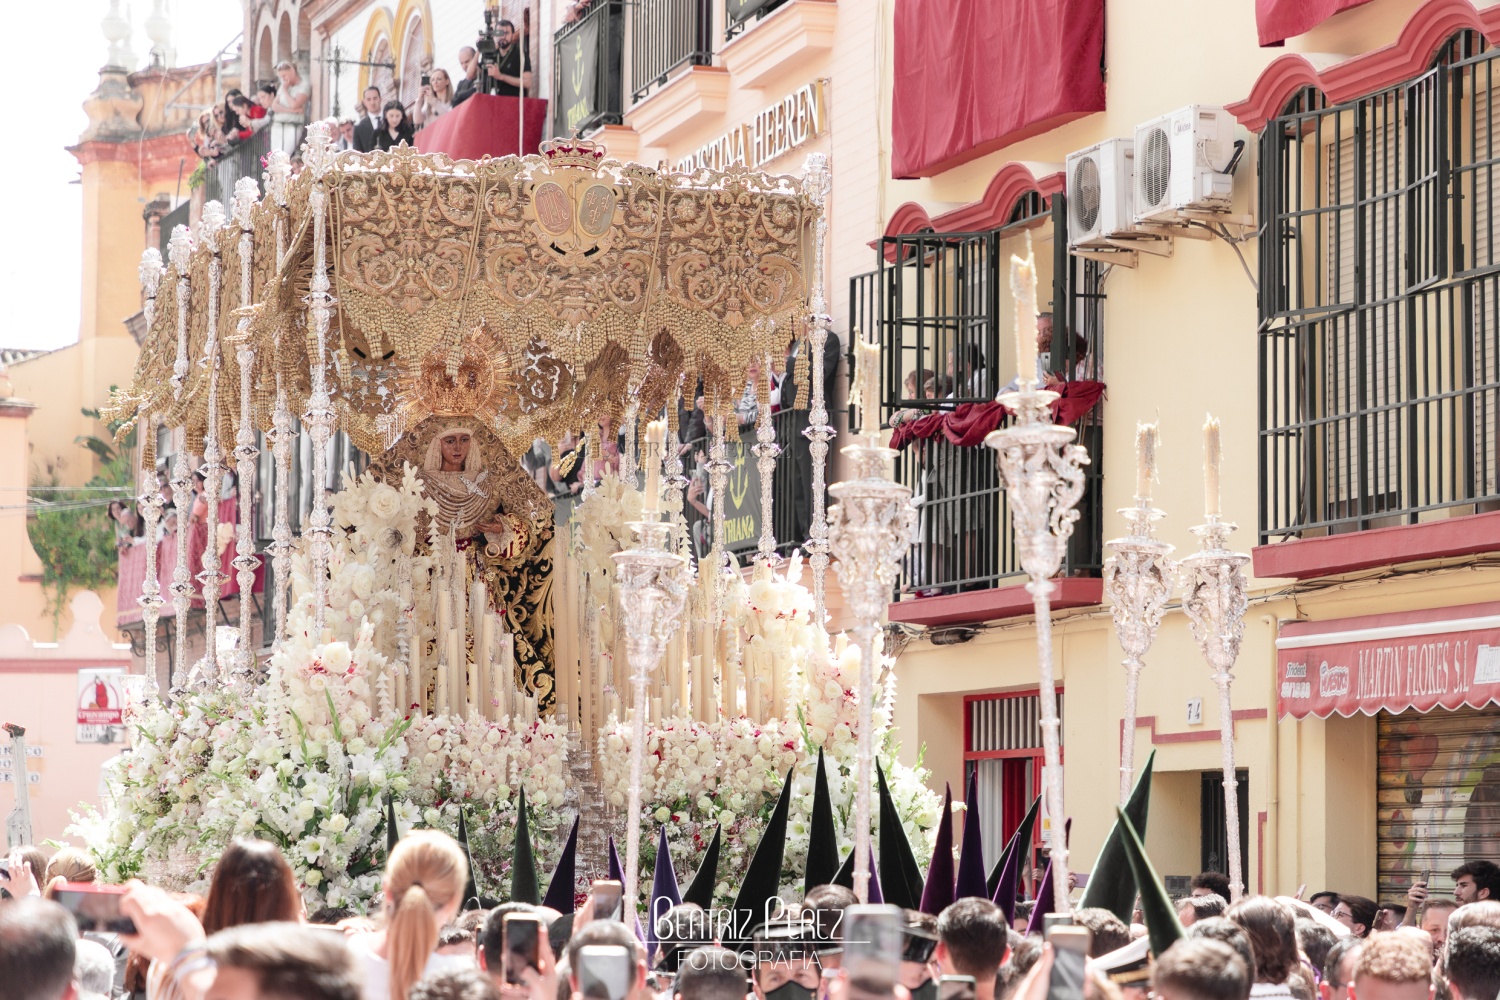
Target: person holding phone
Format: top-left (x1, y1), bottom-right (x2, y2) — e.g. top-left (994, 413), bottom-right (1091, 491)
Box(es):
top-left (347, 830), bottom-right (476, 1000)
top-left (899, 910), bottom-right (940, 1000)
top-left (672, 945), bottom-right (749, 1000)
top-left (934, 900), bottom-right (1008, 1000)
top-left (566, 921), bottom-right (648, 1000)
top-left (413, 68), bottom-right (455, 127)
top-left (750, 923), bottom-right (822, 1000)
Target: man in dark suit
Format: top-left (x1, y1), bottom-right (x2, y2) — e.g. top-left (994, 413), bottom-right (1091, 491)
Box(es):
top-left (780, 329), bottom-right (842, 549)
top-left (352, 85), bottom-right (384, 152)
top-left (453, 46), bottom-right (480, 107)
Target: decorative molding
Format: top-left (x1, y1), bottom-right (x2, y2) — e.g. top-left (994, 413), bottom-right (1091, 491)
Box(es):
top-left (877, 163), bottom-right (1066, 249)
top-left (69, 132), bottom-right (194, 167)
top-left (889, 576), bottom-right (1102, 628)
top-left (624, 66), bottom-right (731, 148)
top-left (1121, 708), bottom-right (1268, 747)
top-left (357, 6), bottom-right (395, 94)
top-left (721, 0), bottom-right (838, 91)
top-left (882, 202), bottom-right (934, 238)
top-left (1231, 0), bottom-right (1500, 132)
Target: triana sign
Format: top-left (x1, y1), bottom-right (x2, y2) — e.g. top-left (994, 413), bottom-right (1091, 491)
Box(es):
top-left (1276, 602), bottom-right (1500, 719)
top-left (677, 80), bottom-right (827, 173)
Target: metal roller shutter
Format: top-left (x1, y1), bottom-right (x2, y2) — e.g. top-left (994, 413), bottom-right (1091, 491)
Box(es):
top-left (1376, 705), bottom-right (1500, 901)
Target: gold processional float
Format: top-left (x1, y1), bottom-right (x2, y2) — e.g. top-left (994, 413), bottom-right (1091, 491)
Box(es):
top-left (108, 120), bottom-right (886, 904)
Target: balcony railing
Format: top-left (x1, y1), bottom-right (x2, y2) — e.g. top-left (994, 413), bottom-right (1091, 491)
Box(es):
top-left (681, 408), bottom-right (807, 561)
top-left (201, 127), bottom-right (271, 207)
top-left (554, 0), bottom-right (625, 135)
top-left (725, 0), bottom-right (789, 39)
top-left (631, 0), bottom-right (713, 102)
top-left (850, 191), bottom-right (1107, 597)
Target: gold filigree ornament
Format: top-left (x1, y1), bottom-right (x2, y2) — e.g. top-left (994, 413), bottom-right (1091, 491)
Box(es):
top-left (380, 322), bottom-right (518, 449)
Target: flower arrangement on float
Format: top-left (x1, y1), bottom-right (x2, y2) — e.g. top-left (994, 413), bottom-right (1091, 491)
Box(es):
top-left (73, 467), bottom-right (570, 908)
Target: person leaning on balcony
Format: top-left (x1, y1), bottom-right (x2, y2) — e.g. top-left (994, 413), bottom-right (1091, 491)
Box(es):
top-left (375, 100), bottom-right (416, 151)
top-left (247, 84), bottom-right (272, 131)
top-left (414, 69), bottom-right (455, 127)
top-left (453, 47), bottom-right (479, 107)
top-left (485, 20), bottom-right (532, 97)
top-left (269, 60), bottom-right (311, 155)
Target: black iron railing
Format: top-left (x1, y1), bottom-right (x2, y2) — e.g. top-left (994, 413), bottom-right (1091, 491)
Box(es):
top-left (680, 408), bottom-right (810, 563)
top-left (850, 192), bottom-right (1106, 596)
top-left (1258, 31), bottom-right (1500, 542)
top-left (631, 0), bottom-right (713, 102)
top-left (202, 127), bottom-right (271, 207)
top-left (725, 0), bottom-right (789, 39)
top-left (554, 0), bottom-right (625, 135)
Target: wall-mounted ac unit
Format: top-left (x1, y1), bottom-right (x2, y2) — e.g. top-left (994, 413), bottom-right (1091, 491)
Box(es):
top-left (1133, 105), bottom-right (1236, 222)
top-left (1065, 138), bottom-right (1136, 249)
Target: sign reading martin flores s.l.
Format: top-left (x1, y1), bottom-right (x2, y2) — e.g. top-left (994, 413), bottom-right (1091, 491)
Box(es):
top-left (1276, 602), bottom-right (1500, 719)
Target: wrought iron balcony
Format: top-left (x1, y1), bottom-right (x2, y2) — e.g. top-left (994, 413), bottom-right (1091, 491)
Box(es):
top-left (554, 0), bottom-right (625, 135)
top-left (631, 0), bottom-right (713, 102)
top-left (201, 127), bottom-right (271, 207)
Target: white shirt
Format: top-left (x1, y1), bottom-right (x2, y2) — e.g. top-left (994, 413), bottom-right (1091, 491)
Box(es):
top-left (348, 934), bottom-right (476, 1000)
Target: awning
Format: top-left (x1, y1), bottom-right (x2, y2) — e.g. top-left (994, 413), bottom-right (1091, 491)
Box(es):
top-left (1276, 602), bottom-right (1500, 719)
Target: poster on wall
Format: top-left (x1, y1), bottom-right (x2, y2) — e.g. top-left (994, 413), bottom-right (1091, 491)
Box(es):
top-left (77, 668), bottom-right (126, 744)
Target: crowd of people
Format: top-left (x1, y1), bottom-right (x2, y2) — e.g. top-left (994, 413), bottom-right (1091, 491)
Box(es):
top-left (4, 831), bottom-right (1497, 1000)
top-left (191, 62), bottom-right (311, 165)
top-left (107, 469), bottom-right (239, 555)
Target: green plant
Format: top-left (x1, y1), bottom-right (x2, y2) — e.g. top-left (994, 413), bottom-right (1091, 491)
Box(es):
top-left (24, 402), bottom-right (137, 635)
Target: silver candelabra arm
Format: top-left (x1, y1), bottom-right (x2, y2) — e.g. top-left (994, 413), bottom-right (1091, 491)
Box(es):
top-left (985, 384), bottom-right (1090, 916)
top-left (1103, 500), bottom-right (1174, 804)
top-left (828, 429), bottom-right (919, 903)
top-left (611, 516), bottom-right (688, 926)
top-left (1179, 515), bottom-right (1250, 901)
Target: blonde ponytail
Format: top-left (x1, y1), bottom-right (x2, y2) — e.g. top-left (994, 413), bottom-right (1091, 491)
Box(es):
top-left (382, 830), bottom-right (467, 1000)
top-left (387, 883), bottom-right (438, 1000)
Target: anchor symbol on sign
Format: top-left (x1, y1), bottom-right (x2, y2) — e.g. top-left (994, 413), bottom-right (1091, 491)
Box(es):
top-left (727, 443), bottom-right (751, 510)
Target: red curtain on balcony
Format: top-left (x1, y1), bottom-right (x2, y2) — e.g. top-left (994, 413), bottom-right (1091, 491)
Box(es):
top-left (1256, 0), bottom-right (1372, 46)
top-left (887, 380), bottom-right (1106, 450)
top-left (414, 95), bottom-right (549, 160)
top-left (891, 0), bottom-right (1105, 179)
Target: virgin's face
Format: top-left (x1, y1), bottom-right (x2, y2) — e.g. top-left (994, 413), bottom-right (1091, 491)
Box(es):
top-left (440, 433), bottom-right (472, 470)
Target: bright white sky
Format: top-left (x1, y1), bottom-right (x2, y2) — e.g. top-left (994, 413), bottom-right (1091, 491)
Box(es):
top-left (0, 0), bottom-right (243, 352)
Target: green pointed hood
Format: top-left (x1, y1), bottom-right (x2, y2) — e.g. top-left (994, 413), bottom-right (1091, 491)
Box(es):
top-left (1079, 750), bottom-right (1157, 923)
top-left (511, 786), bottom-right (541, 905)
top-left (682, 824), bottom-right (722, 909)
top-left (804, 748), bottom-right (841, 893)
top-left (1114, 806), bottom-right (1184, 958)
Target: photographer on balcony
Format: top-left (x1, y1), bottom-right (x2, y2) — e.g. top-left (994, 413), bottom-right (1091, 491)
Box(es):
top-left (413, 68), bottom-right (456, 127)
top-left (481, 19), bottom-right (532, 97)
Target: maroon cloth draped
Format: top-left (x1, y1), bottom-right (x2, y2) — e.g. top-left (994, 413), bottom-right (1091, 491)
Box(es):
top-left (414, 94), bottom-right (548, 160)
top-left (887, 380), bottom-right (1106, 450)
top-left (892, 0), bottom-right (1105, 178)
top-left (1256, 0), bottom-right (1372, 46)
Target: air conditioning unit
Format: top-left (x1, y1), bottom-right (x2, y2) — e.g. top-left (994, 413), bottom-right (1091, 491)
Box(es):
top-left (1065, 138), bottom-right (1135, 249)
top-left (1133, 105), bottom-right (1236, 222)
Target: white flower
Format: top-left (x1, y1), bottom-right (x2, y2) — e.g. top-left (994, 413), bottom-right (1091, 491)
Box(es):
top-left (424, 808), bottom-right (442, 826)
top-left (302, 838), bottom-right (325, 862)
top-left (325, 813), bottom-right (349, 833)
top-left (654, 807), bottom-right (671, 823)
top-left (367, 484), bottom-right (403, 521)
top-left (306, 868), bottom-right (323, 887)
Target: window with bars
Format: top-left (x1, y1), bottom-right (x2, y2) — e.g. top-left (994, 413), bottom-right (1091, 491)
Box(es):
top-left (964, 691), bottom-right (1063, 873)
top-left (1259, 32), bottom-right (1500, 542)
top-left (849, 192), bottom-right (1106, 596)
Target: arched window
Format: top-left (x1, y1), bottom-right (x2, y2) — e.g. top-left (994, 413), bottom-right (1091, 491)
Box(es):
top-left (256, 25), bottom-right (274, 83)
top-left (369, 37), bottom-right (395, 106)
top-left (398, 14), bottom-right (428, 109)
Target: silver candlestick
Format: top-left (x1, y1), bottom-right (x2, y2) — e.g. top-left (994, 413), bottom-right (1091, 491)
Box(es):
top-left (192, 201), bottom-right (227, 691)
top-left (229, 178), bottom-right (262, 690)
top-left (1103, 497), bottom-right (1173, 804)
top-left (827, 382), bottom-right (919, 903)
top-left (136, 248), bottom-right (166, 699)
top-left (1179, 515), bottom-right (1250, 901)
top-left (984, 383), bottom-right (1088, 916)
top-left (801, 154), bottom-right (834, 621)
top-left (611, 506), bottom-right (688, 924)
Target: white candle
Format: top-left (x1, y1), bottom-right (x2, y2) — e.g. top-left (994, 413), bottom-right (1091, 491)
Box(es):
top-left (436, 636), bottom-right (450, 716)
top-left (448, 630), bottom-right (463, 716)
top-left (746, 675), bottom-right (762, 721)
top-left (689, 654), bottom-right (702, 721)
top-left (499, 633), bottom-right (515, 719)
top-left (1012, 237), bottom-right (1039, 389)
top-left (1204, 414), bottom-right (1222, 518)
top-left (771, 649), bottom-right (786, 722)
top-left (479, 611), bottom-right (496, 721)
top-left (644, 418), bottom-right (665, 513)
top-left (854, 335), bottom-right (881, 434)
top-left (651, 695), bottom-right (662, 726)
top-left (1135, 422), bottom-right (1158, 500)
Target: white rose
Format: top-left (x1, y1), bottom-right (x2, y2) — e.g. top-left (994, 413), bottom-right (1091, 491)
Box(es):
top-left (325, 813), bottom-right (350, 833)
top-left (367, 484), bottom-right (403, 521)
top-left (424, 808), bottom-right (442, 826)
top-left (654, 806), bottom-right (671, 823)
top-left (427, 735), bottom-right (444, 752)
top-left (306, 868), bottom-right (324, 886)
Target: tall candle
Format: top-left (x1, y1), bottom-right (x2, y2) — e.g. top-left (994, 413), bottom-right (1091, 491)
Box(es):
top-left (1012, 236), bottom-right (1039, 389)
top-left (644, 418), bottom-right (665, 514)
top-left (854, 334), bottom-right (881, 434)
top-left (689, 654), bottom-right (703, 721)
top-left (479, 610), bottom-right (496, 721)
top-left (408, 628), bottom-right (423, 716)
top-left (1135, 422), bottom-right (1158, 500)
top-left (1203, 415), bottom-right (1222, 518)
top-left (435, 637), bottom-right (450, 716)
top-left (771, 651), bottom-right (787, 722)
top-left (499, 633), bottom-right (515, 719)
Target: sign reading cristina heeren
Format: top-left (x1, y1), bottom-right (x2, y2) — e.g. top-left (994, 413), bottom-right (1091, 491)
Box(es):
top-left (677, 80), bottom-right (827, 173)
top-left (1276, 602), bottom-right (1500, 719)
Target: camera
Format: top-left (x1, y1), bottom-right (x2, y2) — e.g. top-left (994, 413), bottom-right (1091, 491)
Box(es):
top-left (475, 6), bottom-right (520, 96)
top-left (421, 72), bottom-right (431, 87)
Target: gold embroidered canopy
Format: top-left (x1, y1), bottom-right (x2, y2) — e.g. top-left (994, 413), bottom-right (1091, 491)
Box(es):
top-left (113, 132), bottom-right (824, 457)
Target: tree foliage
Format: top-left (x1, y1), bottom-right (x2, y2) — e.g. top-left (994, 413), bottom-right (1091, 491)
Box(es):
top-left (24, 402), bottom-right (136, 634)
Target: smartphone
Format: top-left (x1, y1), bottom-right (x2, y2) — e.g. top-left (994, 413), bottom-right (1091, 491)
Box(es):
top-left (843, 904), bottom-right (903, 1000)
top-left (54, 883), bottom-right (136, 935)
top-left (503, 913), bottom-right (543, 986)
top-left (1295, 884), bottom-right (1307, 901)
top-left (938, 977), bottom-right (978, 1000)
top-left (1042, 913), bottom-right (1074, 938)
top-left (421, 73), bottom-right (431, 87)
top-left (1048, 926), bottom-right (1091, 1000)
top-left (1420, 870), bottom-right (1432, 886)
top-left (577, 944), bottom-right (635, 1000)
top-left (591, 879), bottom-right (623, 922)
